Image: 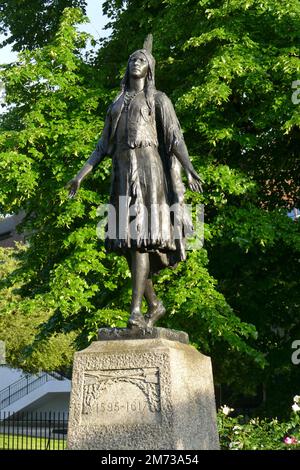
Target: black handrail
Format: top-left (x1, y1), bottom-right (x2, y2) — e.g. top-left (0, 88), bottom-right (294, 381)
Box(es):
top-left (0, 371), bottom-right (65, 410)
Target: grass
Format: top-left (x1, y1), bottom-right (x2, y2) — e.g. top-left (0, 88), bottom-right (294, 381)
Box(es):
top-left (0, 433), bottom-right (66, 450)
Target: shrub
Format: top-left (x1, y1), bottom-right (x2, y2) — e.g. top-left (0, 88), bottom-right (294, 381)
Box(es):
top-left (218, 396), bottom-right (300, 450)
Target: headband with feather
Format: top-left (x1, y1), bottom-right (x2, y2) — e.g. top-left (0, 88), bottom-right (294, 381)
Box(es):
top-left (143, 34), bottom-right (153, 54)
top-left (119, 34), bottom-right (156, 112)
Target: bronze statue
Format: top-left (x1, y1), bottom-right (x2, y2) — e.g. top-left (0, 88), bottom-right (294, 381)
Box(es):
top-left (67, 35), bottom-right (203, 330)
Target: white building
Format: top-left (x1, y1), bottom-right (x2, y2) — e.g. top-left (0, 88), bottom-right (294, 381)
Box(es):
top-left (0, 366), bottom-right (71, 415)
top-left (0, 212), bottom-right (25, 248)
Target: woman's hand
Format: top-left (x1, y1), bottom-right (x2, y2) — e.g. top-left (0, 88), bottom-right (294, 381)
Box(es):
top-left (66, 177), bottom-right (81, 198)
top-left (187, 169), bottom-right (204, 193)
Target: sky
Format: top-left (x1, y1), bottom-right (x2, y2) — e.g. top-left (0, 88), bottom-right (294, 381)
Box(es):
top-left (0, 0), bottom-right (110, 64)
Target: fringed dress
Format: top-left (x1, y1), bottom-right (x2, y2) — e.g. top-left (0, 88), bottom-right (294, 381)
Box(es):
top-left (95, 90), bottom-right (192, 274)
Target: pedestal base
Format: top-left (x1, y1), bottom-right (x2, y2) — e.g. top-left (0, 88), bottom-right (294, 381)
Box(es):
top-left (67, 331), bottom-right (219, 450)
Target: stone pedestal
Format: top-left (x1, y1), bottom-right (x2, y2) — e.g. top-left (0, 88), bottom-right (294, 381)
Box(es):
top-left (67, 328), bottom-right (219, 450)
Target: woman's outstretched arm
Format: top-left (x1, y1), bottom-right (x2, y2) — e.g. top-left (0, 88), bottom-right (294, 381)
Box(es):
top-left (172, 140), bottom-right (203, 193)
top-left (66, 108), bottom-right (112, 198)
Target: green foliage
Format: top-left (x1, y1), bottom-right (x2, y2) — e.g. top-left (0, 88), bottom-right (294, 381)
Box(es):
top-left (96, 0), bottom-right (300, 415)
top-left (0, 246), bottom-right (75, 373)
top-left (0, 7), bottom-right (264, 377)
top-left (156, 249), bottom-right (263, 365)
top-left (0, 0), bottom-right (87, 51)
top-left (0, 1), bottom-right (300, 417)
top-left (0, 8), bottom-right (112, 370)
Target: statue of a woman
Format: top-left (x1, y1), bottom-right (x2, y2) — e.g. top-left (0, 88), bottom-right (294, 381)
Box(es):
top-left (67, 36), bottom-right (203, 329)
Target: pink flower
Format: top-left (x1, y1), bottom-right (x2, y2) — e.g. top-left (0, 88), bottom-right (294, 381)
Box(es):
top-left (284, 436), bottom-right (298, 445)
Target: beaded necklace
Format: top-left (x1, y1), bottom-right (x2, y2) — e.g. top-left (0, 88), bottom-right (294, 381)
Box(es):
top-left (123, 89), bottom-right (143, 112)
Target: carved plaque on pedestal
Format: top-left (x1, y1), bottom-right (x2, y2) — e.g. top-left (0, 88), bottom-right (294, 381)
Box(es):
top-left (81, 368), bottom-right (161, 425)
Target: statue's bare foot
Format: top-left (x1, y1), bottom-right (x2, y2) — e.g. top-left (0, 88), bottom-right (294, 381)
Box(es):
top-left (145, 301), bottom-right (166, 328)
top-left (127, 309), bottom-right (147, 329)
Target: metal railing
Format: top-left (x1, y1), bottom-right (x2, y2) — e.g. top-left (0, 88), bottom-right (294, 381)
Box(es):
top-left (0, 371), bottom-right (65, 410)
top-left (0, 411), bottom-right (68, 450)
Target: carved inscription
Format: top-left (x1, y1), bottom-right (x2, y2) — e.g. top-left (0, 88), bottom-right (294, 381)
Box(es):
top-left (81, 367), bottom-right (161, 425)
